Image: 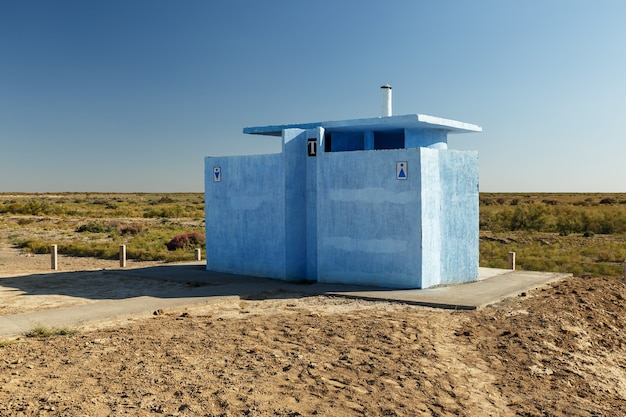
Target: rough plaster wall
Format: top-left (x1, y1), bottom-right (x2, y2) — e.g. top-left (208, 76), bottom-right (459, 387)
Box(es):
top-left (419, 148), bottom-right (442, 289)
top-left (405, 128), bottom-right (447, 149)
top-left (316, 148), bottom-right (423, 288)
top-left (283, 129), bottom-right (307, 280)
top-left (438, 150), bottom-right (479, 284)
top-left (305, 128), bottom-right (322, 281)
top-left (204, 153), bottom-right (287, 279)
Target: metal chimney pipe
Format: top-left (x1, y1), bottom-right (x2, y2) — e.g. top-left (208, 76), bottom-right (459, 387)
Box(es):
top-left (381, 84), bottom-right (392, 117)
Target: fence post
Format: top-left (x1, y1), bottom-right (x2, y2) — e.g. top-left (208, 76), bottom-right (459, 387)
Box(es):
top-left (507, 251), bottom-right (516, 270)
top-left (194, 248), bottom-right (201, 261)
top-left (120, 245), bottom-right (126, 268)
top-left (50, 244), bottom-right (58, 271)
top-left (622, 260), bottom-right (626, 282)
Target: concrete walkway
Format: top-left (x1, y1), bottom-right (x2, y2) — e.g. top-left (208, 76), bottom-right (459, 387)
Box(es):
top-left (0, 263), bottom-right (571, 338)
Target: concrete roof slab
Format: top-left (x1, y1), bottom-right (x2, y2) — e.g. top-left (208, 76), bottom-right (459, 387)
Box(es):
top-left (244, 114), bottom-right (482, 137)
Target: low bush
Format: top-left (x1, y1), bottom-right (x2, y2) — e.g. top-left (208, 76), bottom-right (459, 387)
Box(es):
top-left (158, 195), bottom-right (175, 204)
top-left (26, 325), bottom-right (77, 338)
top-left (113, 223), bottom-right (144, 236)
top-left (166, 232), bottom-right (205, 251)
top-left (15, 239), bottom-right (51, 254)
top-left (144, 206), bottom-right (185, 218)
top-left (600, 197), bottom-right (616, 205)
top-left (0, 199), bottom-right (63, 216)
top-left (59, 242), bottom-right (119, 260)
top-left (16, 218), bottom-right (35, 226)
top-left (76, 222), bottom-right (112, 234)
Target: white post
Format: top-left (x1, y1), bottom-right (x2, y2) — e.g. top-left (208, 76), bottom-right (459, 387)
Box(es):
top-left (194, 248), bottom-right (201, 261)
top-left (50, 244), bottom-right (58, 271)
top-left (120, 245), bottom-right (126, 268)
top-left (507, 251), bottom-right (516, 270)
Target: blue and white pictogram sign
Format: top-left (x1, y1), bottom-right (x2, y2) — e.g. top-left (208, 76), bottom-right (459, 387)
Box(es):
top-left (396, 161), bottom-right (407, 180)
top-left (213, 167), bottom-right (221, 182)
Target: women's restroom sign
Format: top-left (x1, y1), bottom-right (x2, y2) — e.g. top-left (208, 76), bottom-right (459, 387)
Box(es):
top-left (396, 161), bottom-right (407, 180)
top-left (213, 167), bottom-right (221, 182)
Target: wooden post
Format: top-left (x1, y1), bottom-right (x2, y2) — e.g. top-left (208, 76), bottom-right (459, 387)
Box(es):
top-left (120, 245), bottom-right (126, 268)
top-left (622, 260), bottom-right (626, 282)
top-left (194, 248), bottom-right (201, 261)
top-left (507, 251), bottom-right (516, 270)
top-left (50, 244), bottom-right (58, 271)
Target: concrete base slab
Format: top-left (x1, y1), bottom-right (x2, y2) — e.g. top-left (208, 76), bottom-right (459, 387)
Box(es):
top-left (0, 264), bottom-right (572, 338)
top-left (321, 269), bottom-right (571, 310)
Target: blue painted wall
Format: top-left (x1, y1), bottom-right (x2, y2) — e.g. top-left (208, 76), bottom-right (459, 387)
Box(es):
top-left (283, 129), bottom-right (307, 280)
top-left (205, 118), bottom-right (479, 289)
top-left (315, 146), bottom-right (478, 289)
top-left (306, 128), bottom-right (322, 281)
top-left (205, 153), bottom-right (288, 279)
top-left (405, 128), bottom-right (447, 149)
top-left (438, 150), bottom-right (479, 284)
top-left (418, 148), bottom-right (442, 289)
top-left (316, 148), bottom-right (423, 288)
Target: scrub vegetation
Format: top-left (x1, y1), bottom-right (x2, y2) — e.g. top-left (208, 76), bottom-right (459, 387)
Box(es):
top-left (25, 325), bottom-right (78, 338)
top-left (0, 193), bottom-right (205, 263)
top-left (1, 192), bottom-right (625, 276)
top-left (480, 193), bottom-right (626, 276)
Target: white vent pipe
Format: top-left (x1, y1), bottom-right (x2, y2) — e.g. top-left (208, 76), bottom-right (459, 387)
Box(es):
top-left (381, 84), bottom-right (392, 117)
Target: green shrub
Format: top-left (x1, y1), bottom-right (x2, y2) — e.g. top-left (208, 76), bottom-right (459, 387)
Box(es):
top-left (16, 218), bottom-right (35, 226)
top-left (76, 222), bottom-right (112, 234)
top-left (144, 206), bottom-right (185, 218)
top-left (509, 204), bottom-right (549, 231)
top-left (0, 199), bottom-right (63, 216)
top-left (15, 239), bottom-right (51, 254)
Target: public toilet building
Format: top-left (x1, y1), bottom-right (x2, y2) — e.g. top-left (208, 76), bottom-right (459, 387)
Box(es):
top-left (205, 87), bottom-right (482, 289)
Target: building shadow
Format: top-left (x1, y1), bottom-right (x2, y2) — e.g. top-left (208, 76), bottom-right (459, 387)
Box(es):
top-left (0, 262), bottom-right (390, 305)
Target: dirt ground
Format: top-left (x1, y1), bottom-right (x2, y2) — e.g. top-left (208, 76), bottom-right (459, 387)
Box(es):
top-left (1, 246), bottom-right (626, 416)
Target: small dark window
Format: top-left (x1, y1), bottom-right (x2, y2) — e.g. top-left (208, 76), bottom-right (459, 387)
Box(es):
top-left (374, 130), bottom-right (404, 150)
top-left (324, 132), bottom-right (365, 152)
top-left (324, 133), bottom-right (332, 152)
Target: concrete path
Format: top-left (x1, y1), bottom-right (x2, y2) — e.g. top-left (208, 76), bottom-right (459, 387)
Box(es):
top-left (0, 263), bottom-right (571, 338)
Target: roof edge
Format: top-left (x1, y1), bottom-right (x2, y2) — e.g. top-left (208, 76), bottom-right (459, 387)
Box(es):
top-left (244, 114), bottom-right (482, 136)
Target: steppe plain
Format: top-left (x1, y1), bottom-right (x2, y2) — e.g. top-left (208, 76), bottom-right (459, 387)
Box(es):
top-left (1, 193), bottom-right (625, 416)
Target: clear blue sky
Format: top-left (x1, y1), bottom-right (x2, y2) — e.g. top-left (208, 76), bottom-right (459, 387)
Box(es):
top-left (1, 0), bottom-right (625, 192)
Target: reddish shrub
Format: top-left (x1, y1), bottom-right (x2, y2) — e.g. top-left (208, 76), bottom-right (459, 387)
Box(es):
top-left (166, 232), bottom-right (205, 251)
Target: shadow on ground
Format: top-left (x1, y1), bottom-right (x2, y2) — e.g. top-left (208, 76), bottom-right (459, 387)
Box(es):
top-left (0, 263), bottom-right (368, 304)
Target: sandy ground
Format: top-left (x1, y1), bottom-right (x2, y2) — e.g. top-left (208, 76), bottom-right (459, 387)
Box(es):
top-left (0, 243), bottom-right (167, 316)
top-left (1, 245), bottom-right (626, 416)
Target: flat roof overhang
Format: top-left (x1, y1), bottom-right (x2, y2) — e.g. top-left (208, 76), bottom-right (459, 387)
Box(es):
top-left (243, 114), bottom-right (482, 137)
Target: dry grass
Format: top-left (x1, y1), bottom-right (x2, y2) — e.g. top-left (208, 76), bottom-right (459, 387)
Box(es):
top-left (2, 192), bottom-right (625, 276)
top-left (0, 193), bottom-right (205, 263)
top-left (480, 193), bottom-right (626, 276)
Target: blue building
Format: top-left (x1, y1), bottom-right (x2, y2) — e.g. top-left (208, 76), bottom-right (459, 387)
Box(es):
top-left (205, 88), bottom-right (481, 289)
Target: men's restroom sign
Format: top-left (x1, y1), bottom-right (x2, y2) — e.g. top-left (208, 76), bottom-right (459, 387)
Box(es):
top-left (307, 138), bottom-right (317, 157)
top-left (396, 161), bottom-right (408, 180)
top-left (213, 167), bottom-right (221, 182)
